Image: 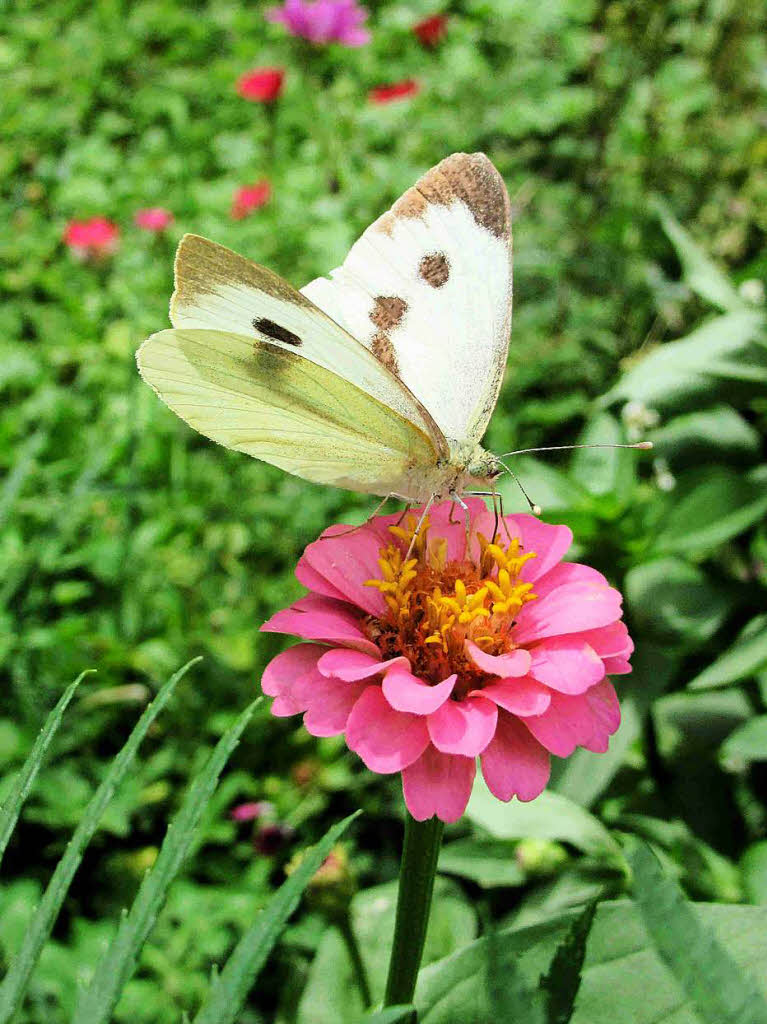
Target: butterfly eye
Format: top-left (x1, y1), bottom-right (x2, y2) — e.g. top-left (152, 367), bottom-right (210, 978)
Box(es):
top-left (253, 317), bottom-right (302, 347)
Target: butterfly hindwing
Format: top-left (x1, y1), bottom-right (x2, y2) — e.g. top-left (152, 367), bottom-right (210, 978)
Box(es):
top-left (136, 328), bottom-right (442, 496)
top-left (301, 152), bottom-right (512, 446)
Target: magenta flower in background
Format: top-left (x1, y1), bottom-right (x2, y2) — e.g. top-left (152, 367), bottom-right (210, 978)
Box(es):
top-left (266, 0), bottom-right (370, 46)
top-left (261, 500), bottom-right (632, 824)
top-left (134, 207), bottom-right (174, 232)
top-left (230, 180), bottom-right (271, 219)
top-left (63, 217), bottom-right (119, 260)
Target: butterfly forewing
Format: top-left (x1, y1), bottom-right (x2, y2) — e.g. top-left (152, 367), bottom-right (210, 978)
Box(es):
top-left (301, 152), bottom-right (512, 446)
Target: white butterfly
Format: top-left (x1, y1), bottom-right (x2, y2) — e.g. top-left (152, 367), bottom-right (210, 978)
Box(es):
top-left (137, 152), bottom-right (513, 507)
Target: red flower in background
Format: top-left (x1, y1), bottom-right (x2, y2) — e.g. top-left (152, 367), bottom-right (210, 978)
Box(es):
top-left (63, 217), bottom-right (119, 260)
top-left (413, 14), bottom-right (448, 48)
top-left (134, 207), bottom-right (174, 232)
top-left (237, 67), bottom-right (285, 102)
top-left (231, 181), bottom-right (271, 219)
top-left (369, 79), bottom-right (420, 104)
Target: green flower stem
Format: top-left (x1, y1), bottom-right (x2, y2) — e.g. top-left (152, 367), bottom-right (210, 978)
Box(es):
top-left (338, 912), bottom-right (373, 1009)
top-left (384, 814), bottom-right (445, 1012)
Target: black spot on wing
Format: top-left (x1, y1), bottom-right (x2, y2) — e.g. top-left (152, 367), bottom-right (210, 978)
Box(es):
top-left (253, 317), bottom-right (302, 347)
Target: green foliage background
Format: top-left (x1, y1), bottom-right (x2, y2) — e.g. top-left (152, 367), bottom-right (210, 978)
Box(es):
top-left (1, 0), bottom-right (766, 1021)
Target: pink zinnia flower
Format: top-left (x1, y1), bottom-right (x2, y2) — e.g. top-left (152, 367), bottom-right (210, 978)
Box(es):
top-left (413, 14), bottom-right (448, 48)
top-left (236, 67), bottom-right (285, 102)
top-left (369, 79), bottom-right (420, 104)
top-left (230, 800), bottom-right (274, 822)
top-left (63, 217), bottom-right (119, 260)
top-left (231, 181), bottom-right (271, 220)
top-left (261, 500), bottom-right (632, 823)
top-left (134, 207), bottom-right (174, 232)
top-left (266, 0), bottom-right (370, 47)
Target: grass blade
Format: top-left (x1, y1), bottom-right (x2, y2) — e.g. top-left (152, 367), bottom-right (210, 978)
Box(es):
top-left (0, 658), bottom-right (200, 1024)
top-left (192, 810), bottom-right (361, 1024)
top-left (72, 697), bottom-right (260, 1024)
top-left (0, 672), bottom-right (88, 867)
top-left (628, 841), bottom-right (767, 1024)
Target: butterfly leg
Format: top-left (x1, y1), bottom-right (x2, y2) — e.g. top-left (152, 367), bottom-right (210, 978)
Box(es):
top-left (465, 488), bottom-right (513, 543)
top-left (449, 491), bottom-right (472, 547)
top-left (320, 493), bottom-right (396, 540)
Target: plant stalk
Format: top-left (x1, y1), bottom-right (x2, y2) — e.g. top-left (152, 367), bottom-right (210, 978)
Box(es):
top-left (383, 813), bottom-right (444, 1013)
top-left (338, 912), bottom-right (373, 1009)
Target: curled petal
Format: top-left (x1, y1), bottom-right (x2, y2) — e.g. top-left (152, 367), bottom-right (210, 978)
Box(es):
top-left (261, 595), bottom-right (379, 656)
top-left (481, 712), bottom-right (550, 802)
top-left (317, 648), bottom-right (408, 681)
top-left (475, 676), bottom-right (551, 716)
top-left (530, 561), bottom-right (608, 602)
top-left (382, 668), bottom-right (456, 714)
top-left (295, 556), bottom-right (348, 602)
top-left (572, 621), bottom-right (634, 660)
top-left (465, 640), bottom-right (531, 678)
top-left (523, 681), bottom-right (621, 757)
top-left (513, 581), bottom-right (623, 645)
top-left (346, 686), bottom-right (430, 773)
top-left (603, 656), bottom-right (632, 675)
top-left (303, 677), bottom-right (368, 737)
top-left (427, 696), bottom-right (497, 756)
top-left (261, 644), bottom-right (324, 715)
top-left (402, 746), bottom-right (476, 823)
top-left (528, 637), bottom-right (605, 695)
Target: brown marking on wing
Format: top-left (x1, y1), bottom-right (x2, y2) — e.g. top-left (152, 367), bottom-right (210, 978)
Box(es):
top-left (419, 252), bottom-right (450, 288)
top-left (371, 331), bottom-right (399, 374)
top-left (173, 234), bottom-right (315, 313)
top-left (370, 295), bottom-right (408, 332)
top-left (373, 153), bottom-right (510, 241)
top-left (253, 317), bottom-right (302, 346)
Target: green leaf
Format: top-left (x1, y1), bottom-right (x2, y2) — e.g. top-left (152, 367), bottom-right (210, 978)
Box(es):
top-left (540, 902), bottom-right (595, 1024)
top-left (486, 920), bottom-right (546, 1024)
top-left (193, 810), bottom-right (361, 1024)
top-left (0, 672), bottom-right (87, 868)
top-left (720, 717), bottom-right (767, 768)
top-left (466, 783), bottom-right (621, 861)
top-left (415, 900), bottom-right (767, 1024)
top-left (438, 838), bottom-right (526, 889)
top-left (653, 468), bottom-right (767, 555)
top-left (360, 1008), bottom-right (416, 1024)
top-left (627, 842), bottom-right (767, 1024)
top-left (653, 197), bottom-right (745, 312)
top-left (624, 558), bottom-right (730, 647)
top-left (0, 658), bottom-right (200, 1024)
top-left (741, 843), bottom-right (767, 905)
top-left (570, 413), bottom-right (635, 499)
top-left (689, 616), bottom-right (767, 690)
top-left (72, 698), bottom-right (260, 1024)
top-left (601, 310), bottom-right (765, 410)
top-left (649, 406), bottom-right (760, 464)
top-left (498, 456), bottom-right (590, 513)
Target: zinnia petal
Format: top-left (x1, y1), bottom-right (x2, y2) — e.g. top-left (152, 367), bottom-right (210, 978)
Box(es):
top-left (303, 677), bottom-right (368, 737)
top-left (465, 640), bottom-right (530, 677)
top-left (475, 676), bottom-right (551, 716)
top-left (528, 637), bottom-right (606, 695)
top-left (522, 681), bottom-right (621, 757)
top-left (300, 525), bottom-right (390, 615)
top-left (346, 686), bottom-right (430, 772)
top-left (261, 595), bottom-right (378, 655)
top-left (504, 515), bottom-right (573, 583)
top-left (261, 643), bottom-right (324, 715)
top-left (317, 648), bottom-right (408, 681)
top-left (481, 712), bottom-right (550, 802)
top-left (513, 580), bottom-right (623, 645)
top-left (402, 746), bottom-right (475, 823)
top-left (382, 667), bottom-right (455, 714)
top-left (427, 696), bottom-right (497, 756)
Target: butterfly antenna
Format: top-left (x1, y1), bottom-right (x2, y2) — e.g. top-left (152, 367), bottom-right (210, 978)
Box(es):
top-left (500, 441), bottom-right (653, 457)
top-left (497, 458), bottom-right (542, 516)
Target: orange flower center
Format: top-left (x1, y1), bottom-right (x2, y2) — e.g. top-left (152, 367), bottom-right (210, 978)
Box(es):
top-left (365, 517), bottom-right (538, 698)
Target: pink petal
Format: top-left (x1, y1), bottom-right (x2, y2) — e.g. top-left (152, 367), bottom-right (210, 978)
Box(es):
top-left (346, 686), bottom-right (430, 773)
top-left (303, 677), bottom-right (368, 737)
top-left (474, 676), bottom-right (551, 716)
top-left (530, 561), bottom-right (608, 601)
top-left (603, 656), bottom-right (632, 675)
top-left (261, 595), bottom-right (379, 656)
top-left (427, 696), bottom-right (497, 756)
top-left (481, 712), bottom-right (550, 802)
top-left (572, 621), bottom-right (634, 659)
top-left (317, 648), bottom-right (408, 681)
top-left (503, 515), bottom-right (573, 583)
top-left (465, 640), bottom-right (531, 678)
top-left (295, 556), bottom-right (349, 602)
top-left (402, 746), bottom-right (476, 823)
top-left (522, 681), bottom-right (621, 757)
top-left (528, 637), bottom-right (606, 695)
top-left (261, 644), bottom-right (324, 715)
top-left (300, 525), bottom-right (392, 615)
top-left (382, 668), bottom-right (456, 714)
top-left (513, 581), bottom-right (623, 645)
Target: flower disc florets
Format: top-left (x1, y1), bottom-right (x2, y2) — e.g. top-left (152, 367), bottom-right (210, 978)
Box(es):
top-left (261, 499), bottom-right (633, 823)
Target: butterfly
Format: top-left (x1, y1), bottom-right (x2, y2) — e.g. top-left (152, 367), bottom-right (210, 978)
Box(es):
top-left (137, 152), bottom-right (514, 510)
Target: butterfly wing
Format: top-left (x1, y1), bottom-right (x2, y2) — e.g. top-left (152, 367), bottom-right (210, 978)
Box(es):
top-left (169, 233), bottom-right (447, 457)
top-left (137, 328), bottom-right (443, 497)
top-left (301, 152), bottom-right (512, 446)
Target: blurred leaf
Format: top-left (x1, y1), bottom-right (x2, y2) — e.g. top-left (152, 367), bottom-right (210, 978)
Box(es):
top-left (653, 197), bottom-right (745, 312)
top-left (720, 717), bottom-right (767, 768)
top-left (571, 413), bottom-right (635, 499)
top-left (689, 616), bottom-right (767, 690)
top-left (741, 844), bottom-right (767, 905)
top-left (624, 558), bottom-right (730, 646)
top-left (627, 842), bottom-right (767, 1024)
top-left (0, 673), bottom-right (85, 867)
top-left (466, 783), bottom-right (621, 861)
top-left (361, 1008), bottom-right (416, 1024)
top-left (438, 838), bottom-right (525, 889)
top-left (540, 901), bottom-right (595, 1024)
top-left (649, 406), bottom-right (761, 464)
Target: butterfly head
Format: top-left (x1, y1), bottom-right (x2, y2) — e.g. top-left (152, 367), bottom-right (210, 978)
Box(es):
top-left (465, 446), bottom-right (503, 484)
